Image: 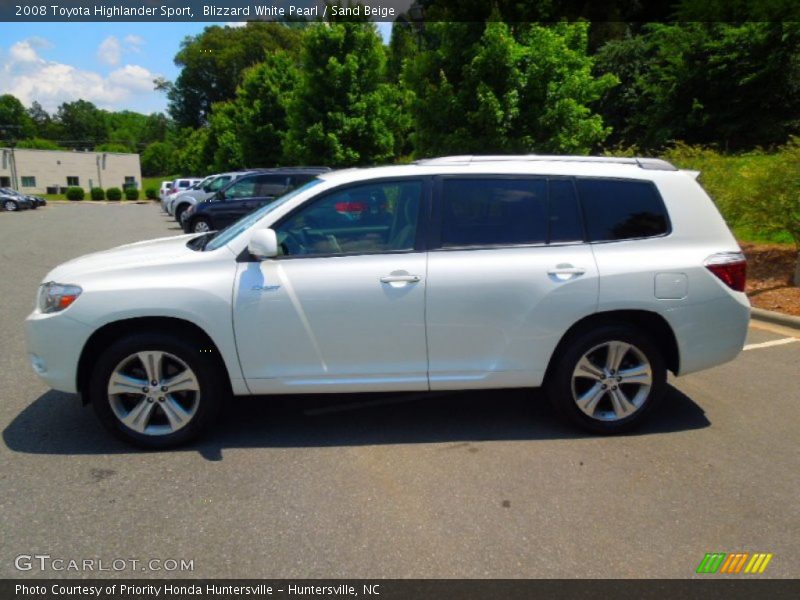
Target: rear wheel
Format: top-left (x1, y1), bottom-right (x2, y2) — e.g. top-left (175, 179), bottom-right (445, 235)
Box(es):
top-left (89, 332), bottom-right (224, 448)
top-left (4, 199), bottom-right (18, 211)
top-left (545, 325), bottom-right (666, 434)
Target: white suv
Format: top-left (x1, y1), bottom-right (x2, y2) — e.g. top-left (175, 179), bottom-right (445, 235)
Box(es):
top-left (26, 156), bottom-right (750, 448)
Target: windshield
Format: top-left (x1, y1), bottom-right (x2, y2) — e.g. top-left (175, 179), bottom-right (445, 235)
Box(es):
top-left (203, 178), bottom-right (324, 252)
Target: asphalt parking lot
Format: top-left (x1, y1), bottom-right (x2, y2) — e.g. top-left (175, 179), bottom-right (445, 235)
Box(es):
top-left (1, 203), bottom-right (798, 579)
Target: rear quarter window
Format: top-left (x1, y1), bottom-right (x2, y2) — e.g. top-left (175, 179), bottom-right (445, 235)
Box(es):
top-left (576, 178), bottom-right (669, 242)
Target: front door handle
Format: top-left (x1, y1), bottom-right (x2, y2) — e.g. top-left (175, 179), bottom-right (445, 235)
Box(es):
top-left (547, 264), bottom-right (586, 280)
top-left (547, 267), bottom-right (586, 276)
top-left (380, 274), bottom-right (421, 284)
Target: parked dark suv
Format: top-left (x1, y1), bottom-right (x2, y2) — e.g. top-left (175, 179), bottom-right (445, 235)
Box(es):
top-left (183, 167), bottom-right (331, 234)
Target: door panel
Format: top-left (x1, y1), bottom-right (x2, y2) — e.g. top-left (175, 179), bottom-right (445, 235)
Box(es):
top-left (426, 245), bottom-right (598, 389)
top-left (234, 178), bottom-right (429, 394)
top-left (234, 254), bottom-right (428, 393)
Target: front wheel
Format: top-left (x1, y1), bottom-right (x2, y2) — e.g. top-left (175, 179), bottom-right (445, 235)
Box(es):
top-left (4, 200), bottom-right (18, 211)
top-left (545, 325), bottom-right (666, 434)
top-left (89, 332), bottom-right (224, 448)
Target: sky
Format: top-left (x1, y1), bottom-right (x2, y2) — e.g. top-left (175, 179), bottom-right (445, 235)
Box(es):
top-left (0, 22), bottom-right (393, 116)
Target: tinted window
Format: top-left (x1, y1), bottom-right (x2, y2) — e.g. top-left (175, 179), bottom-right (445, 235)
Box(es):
top-left (254, 174), bottom-right (290, 197)
top-left (276, 180), bottom-right (422, 257)
top-left (577, 179), bottom-right (669, 242)
top-left (441, 178), bottom-right (547, 247)
top-left (207, 176), bottom-right (230, 192)
top-left (548, 179), bottom-right (583, 243)
top-left (224, 176), bottom-right (257, 199)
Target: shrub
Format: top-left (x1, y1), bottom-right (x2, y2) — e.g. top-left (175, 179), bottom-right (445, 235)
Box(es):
top-left (125, 187), bottom-right (140, 200)
top-left (145, 187), bottom-right (158, 200)
top-left (90, 187), bottom-right (105, 201)
top-left (106, 187), bottom-right (122, 201)
top-left (66, 187), bottom-right (84, 201)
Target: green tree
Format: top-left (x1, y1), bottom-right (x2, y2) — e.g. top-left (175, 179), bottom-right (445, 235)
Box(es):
top-left (141, 113), bottom-right (171, 145)
top-left (26, 101), bottom-right (53, 136)
top-left (16, 137), bottom-right (60, 150)
top-left (165, 23), bottom-right (302, 128)
top-left (141, 141), bottom-right (177, 176)
top-left (284, 23), bottom-right (397, 166)
top-left (235, 53), bottom-right (300, 167)
top-left (403, 20), bottom-right (617, 156)
top-left (174, 127), bottom-right (210, 175)
top-left (595, 23), bottom-right (800, 150)
top-left (56, 100), bottom-right (108, 148)
top-left (0, 94), bottom-right (35, 139)
top-left (205, 101), bottom-right (244, 172)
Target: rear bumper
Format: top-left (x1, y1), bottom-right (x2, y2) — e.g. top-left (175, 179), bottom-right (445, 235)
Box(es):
top-left (665, 291), bottom-right (750, 376)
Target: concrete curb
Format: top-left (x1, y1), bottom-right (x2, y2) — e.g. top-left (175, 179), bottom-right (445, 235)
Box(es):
top-left (751, 307), bottom-right (800, 331)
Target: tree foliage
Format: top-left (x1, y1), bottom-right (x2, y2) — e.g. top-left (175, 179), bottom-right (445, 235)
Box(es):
top-left (595, 22), bottom-right (800, 150)
top-left (236, 52), bottom-right (300, 168)
top-left (166, 22), bottom-right (302, 128)
top-left (404, 20), bottom-right (617, 156)
top-left (141, 141), bottom-right (177, 176)
top-left (56, 100), bottom-right (108, 147)
top-left (283, 23), bottom-right (398, 167)
top-left (0, 94), bottom-right (35, 139)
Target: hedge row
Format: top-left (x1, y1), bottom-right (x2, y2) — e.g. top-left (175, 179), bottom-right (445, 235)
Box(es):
top-left (66, 187), bottom-right (141, 201)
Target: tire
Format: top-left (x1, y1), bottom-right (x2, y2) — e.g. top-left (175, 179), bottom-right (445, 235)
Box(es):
top-left (174, 203), bottom-right (188, 223)
top-left (545, 324), bottom-right (666, 434)
top-left (191, 216), bottom-right (213, 234)
top-left (4, 200), bottom-right (18, 212)
top-left (89, 332), bottom-right (225, 448)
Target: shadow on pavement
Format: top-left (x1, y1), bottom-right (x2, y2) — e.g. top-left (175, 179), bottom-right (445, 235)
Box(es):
top-left (3, 385), bottom-right (709, 461)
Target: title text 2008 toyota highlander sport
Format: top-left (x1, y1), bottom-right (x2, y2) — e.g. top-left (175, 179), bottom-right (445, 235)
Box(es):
top-left (26, 156), bottom-right (750, 448)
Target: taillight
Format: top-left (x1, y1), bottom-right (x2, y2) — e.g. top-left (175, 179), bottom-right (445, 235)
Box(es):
top-left (705, 252), bottom-right (747, 292)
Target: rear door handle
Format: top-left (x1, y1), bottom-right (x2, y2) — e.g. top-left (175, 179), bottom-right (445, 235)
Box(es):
top-left (380, 275), bottom-right (421, 283)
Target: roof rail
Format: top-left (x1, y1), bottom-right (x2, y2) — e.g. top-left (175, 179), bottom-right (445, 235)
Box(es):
top-left (413, 155), bottom-right (677, 171)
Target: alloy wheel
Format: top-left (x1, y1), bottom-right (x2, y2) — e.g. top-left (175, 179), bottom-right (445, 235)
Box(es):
top-left (570, 340), bottom-right (653, 421)
top-left (107, 350), bottom-right (201, 436)
top-left (193, 220), bottom-right (211, 233)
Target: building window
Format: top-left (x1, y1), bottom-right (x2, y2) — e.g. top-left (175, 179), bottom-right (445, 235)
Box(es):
top-left (66, 176), bottom-right (80, 187)
top-left (21, 176), bottom-right (36, 188)
top-left (124, 176), bottom-right (137, 190)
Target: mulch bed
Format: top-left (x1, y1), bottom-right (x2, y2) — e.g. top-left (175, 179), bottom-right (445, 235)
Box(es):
top-left (741, 242), bottom-right (800, 316)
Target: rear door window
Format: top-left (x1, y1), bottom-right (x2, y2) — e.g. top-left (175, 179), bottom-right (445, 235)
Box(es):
top-left (440, 178), bottom-right (548, 247)
top-left (576, 178), bottom-right (669, 242)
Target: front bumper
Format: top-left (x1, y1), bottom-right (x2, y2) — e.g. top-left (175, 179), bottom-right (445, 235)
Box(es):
top-left (25, 310), bottom-right (94, 393)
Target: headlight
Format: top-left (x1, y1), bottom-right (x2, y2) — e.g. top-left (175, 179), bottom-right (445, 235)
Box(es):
top-left (38, 282), bottom-right (82, 313)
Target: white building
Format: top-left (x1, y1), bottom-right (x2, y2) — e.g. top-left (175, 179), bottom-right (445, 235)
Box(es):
top-left (0, 147), bottom-right (142, 194)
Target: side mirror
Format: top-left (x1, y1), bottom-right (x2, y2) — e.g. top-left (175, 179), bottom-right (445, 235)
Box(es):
top-left (248, 229), bottom-right (278, 260)
top-left (215, 190), bottom-right (224, 200)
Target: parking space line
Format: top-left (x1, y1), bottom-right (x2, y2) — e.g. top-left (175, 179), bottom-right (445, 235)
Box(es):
top-left (743, 338), bottom-right (799, 351)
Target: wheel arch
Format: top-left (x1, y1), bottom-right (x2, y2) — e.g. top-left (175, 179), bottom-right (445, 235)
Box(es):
top-left (76, 316), bottom-right (232, 402)
top-left (544, 310), bottom-right (680, 384)
top-left (174, 201), bottom-right (191, 217)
